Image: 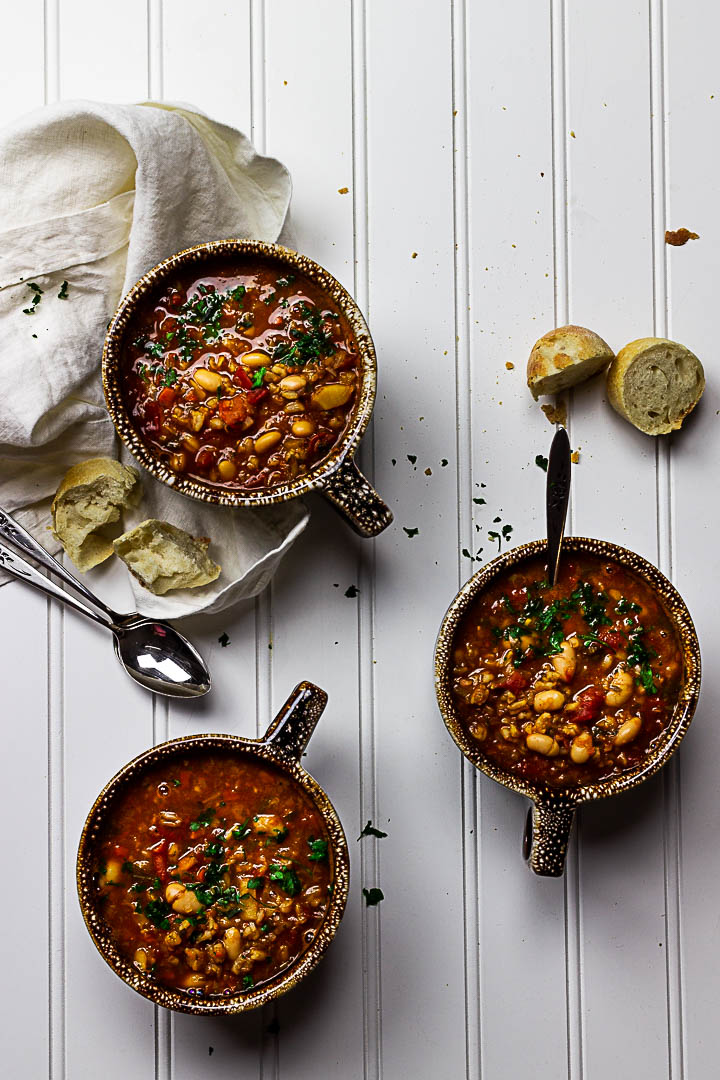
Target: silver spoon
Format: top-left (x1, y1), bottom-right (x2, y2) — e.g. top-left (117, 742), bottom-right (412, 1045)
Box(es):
top-left (545, 426), bottom-right (572, 586)
top-left (0, 508), bottom-right (211, 698)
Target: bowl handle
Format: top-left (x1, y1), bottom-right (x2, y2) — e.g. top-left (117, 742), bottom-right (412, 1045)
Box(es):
top-left (322, 457), bottom-right (393, 537)
top-left (522, 801), bottom-right (575, 876)
top-left (262, 681), bottom-right (329, 760)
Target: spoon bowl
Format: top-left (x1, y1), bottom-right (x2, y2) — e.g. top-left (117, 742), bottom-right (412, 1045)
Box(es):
top-left (112, 616), bottom-right (211, 698)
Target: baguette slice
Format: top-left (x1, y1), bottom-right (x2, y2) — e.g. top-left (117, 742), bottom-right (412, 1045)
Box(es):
top-left (113, 519), bottom-right (221, 595)
top-left (607, 337), bottom-right (705, 435)
top-left (527, 325), bottom-right (614, 400)
top-left (52, 457), bottom-right (141, 571)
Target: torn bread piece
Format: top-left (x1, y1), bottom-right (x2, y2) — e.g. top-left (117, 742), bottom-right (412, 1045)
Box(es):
top-left (52, 457), bottom-right (141, 571)
top-left (527, 325), bottom-right (615, 400)
top-left (606, 337), bottom-right (705, 435)
top-left (113, 519), bottom-right (221, 595)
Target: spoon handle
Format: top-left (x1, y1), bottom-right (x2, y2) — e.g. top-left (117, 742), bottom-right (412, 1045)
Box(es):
top-left (0, 505), bottom-right (119, 622)
top-left (546, 427), bottom-right (572, 587)
top-left (0, 540), bottom-right (112, 628)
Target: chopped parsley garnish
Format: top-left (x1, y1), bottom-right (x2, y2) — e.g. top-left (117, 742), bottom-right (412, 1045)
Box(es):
top-left (616, 597), bottom-right (641, 614)
top-left (269, 864), bottom-right (301, 896)
top-left (143, 898), bottom-right (172, 930)
top-left (271, 303), bottom-right (336, 366)
top-left (535, 454), bottom-right (549, 471)
top-left (345, 584), bottom-right (359, 598)
top-left (121, 860), bottom-right (134, 873)
top-left (189, 807), bottom-right (215, 832)
top-left (403, 527), bottom-right (419, 538)
top-left (233, 818), bottom-right (251, 840)
top-left (307, 838), bottom-right (328, 862)
top-left (251, 366), bottom-right (266, 388)
top-left (362, 887), bottom-right (384, 906)
top-left (627, 627), bottom-right (658, 693)
top-left (163, 367), bottom-right (177, 386)
top-left (358, 820), bottom-right (388, 840)
top-left (57, 280), bottom-right (69, 299)
top-left (172, 778), bottom-right (181, 787)
top-left (246, 877), bottom-right (264, 890)
top-left (218, 632), bottom-right (230, 647)
top-left (473, 497), bottom-right (486, 505)
top-left (22, 282), bottom-right (43, 314)
top-left (205, 839), bottom-right (224, 858)
top-left (243, 975), bottom-right (254, 989)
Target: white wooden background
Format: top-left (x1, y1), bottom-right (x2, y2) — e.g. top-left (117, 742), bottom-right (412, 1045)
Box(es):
top-left (1, 1), bottom-right (718, 1077)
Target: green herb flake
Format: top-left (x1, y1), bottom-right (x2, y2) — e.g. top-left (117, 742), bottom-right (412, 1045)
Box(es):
top-left (307, 838), bottom-right (329, 862)
top-left (251, 366), bottom-right (267, 388)
top-left (345, 584), bottom-right (359, 598)
top-left (57, 280), bottom-right (69, 300)
top-left (403, 527), bottom-right (419, 538)
top-left (362, 887), bottom-right (384, 907)
top-left (358, 820), bottom-right (388, 840)
top-left (246, 877), bottom-right (264, 890)
top-left (218, 632), bottom-right (230, 648)
top-left (268, 864), bottom-right (301, 896)
top-left (243, 975), bottom-right (254, 989)
top-left (473, 497), bottom-right (486, 505)
top-left (189, 807), bottom-right (215, 832)
top-left (535, 454), bottom-right (549, 472)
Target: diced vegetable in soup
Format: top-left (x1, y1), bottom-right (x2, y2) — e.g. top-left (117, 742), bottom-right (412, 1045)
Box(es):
top-left (451, 554), bottom-right (683, 788)
top-left (122, 263), bottom-right (360, 490)
top-left (95, 755), bottom-right (333, 996)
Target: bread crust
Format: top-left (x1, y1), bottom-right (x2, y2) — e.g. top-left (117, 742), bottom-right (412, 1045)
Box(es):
top-left (527, 325), bottom-right (615, 400)
top-left (51, 457), bottom-right (140, 571)
top-left (113, 519), bottom-right (221, 595)
top-left (607, 337), bottom-right (705, 435)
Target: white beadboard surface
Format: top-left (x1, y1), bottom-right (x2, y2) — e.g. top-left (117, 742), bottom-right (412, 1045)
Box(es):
top-left (0, 2), bottom-right (718, 1077)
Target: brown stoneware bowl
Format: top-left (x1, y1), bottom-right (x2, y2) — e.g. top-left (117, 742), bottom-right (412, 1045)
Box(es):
top-left (77, 682), bottom-right (350, 1014)
top-left (102, 239), bottom-right (392, 537)
top-left (434, 537), bottom-right (701, 876)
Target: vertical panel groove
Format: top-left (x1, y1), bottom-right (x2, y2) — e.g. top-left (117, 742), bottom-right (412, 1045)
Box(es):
top-left (250, 5), bottom-right (276, 1075)
top-left (45, 7), bottom-right (63, 1078)
top-left (451, 1), bottom-right (480, 1078)
top-left (551, 1), bottom-right (584, 1077)
top-left (649, 1), bottom-right (684, 1077)
top-left (352, 2), bottom-right (382, 1077)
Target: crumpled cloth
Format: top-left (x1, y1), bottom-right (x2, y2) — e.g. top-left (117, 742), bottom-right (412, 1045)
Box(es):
top-left (0, 100), bottom-right (308, 618)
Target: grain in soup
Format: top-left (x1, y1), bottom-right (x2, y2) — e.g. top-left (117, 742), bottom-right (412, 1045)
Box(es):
top-left (451, 553), bottom-right (683, 788)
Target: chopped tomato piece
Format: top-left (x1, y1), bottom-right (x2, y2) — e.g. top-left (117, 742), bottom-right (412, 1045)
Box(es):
top-left (194, 447), bottom-right (216, 469)
top-left (575, 685), bottom-right (605, 724)
top-left (233, 367), bottom-right (253, 390)
top-left (219, 394), bottom-right (248, 427)
top-left (112, 843), bottom-right (129, 859)
top-left (598, 628), bottom-right (625, 650)
top-left (157, 386), bottom-right (177, 408)
top-left (247, 387), bottom-right (268, 406)
top-left (501, 671), bottom-right (529, 693)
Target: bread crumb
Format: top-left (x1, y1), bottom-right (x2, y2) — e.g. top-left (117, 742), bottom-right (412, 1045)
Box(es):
top-left (425, 468), bottom-right (432, 476)
top-left (541, 401), bottom-right (568, 426)
top-left (665, 228), bottom-right (699, 246)
top-left (505, 361), bottom-right (514, 370)
top-left (338, 187), bottom-right (349, 195)
top-left (411, 252), bottom-right (418, 259)
top-left (571, 451), bottom-right (580, 464)
top-left (283, 80), bottom-right (287, 86)
top-left (570, 130), bottom-right (576, 138)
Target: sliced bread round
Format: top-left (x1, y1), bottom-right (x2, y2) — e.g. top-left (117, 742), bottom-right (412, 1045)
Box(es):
top-left (527, 325), bottom-right (615, 400)
top-left (113, 519), bottom-right (221, 595)
top-left (51, 457), bottom-right (141, 572)
top-left (606, 337), bottom-right (705, 435)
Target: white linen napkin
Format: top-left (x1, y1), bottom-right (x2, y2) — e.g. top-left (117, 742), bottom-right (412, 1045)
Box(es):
top-left (0, 100), bottom-right (309, 617)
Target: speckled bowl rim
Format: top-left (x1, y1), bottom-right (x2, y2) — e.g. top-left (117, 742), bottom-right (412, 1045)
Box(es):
top-left (76, 733), bottom-right (350, 1015)
top-left (434, 537), bottom-right (701, 808)
top-left (102, 239), bottom-right (377, 507)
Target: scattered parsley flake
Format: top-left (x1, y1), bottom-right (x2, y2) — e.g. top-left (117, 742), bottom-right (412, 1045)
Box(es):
top-left (358, 820), bottom-right (388, 840)
top-left (535, 454), bottom-right (549, 472)
top-left (218, 632), bottom-right (230, 647)
top-left (363, 887), bottom-right (384, 906)
top-left (473, 497), bottom-right (486, 505)
top-left (345, 584), bottom-right (359, 598)
top-left (403, 527), bottom-right (419, 538)
top-left (407, 454), bottom-right (417, 464)
top-left (57, 280), bottom-right (69, 299)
